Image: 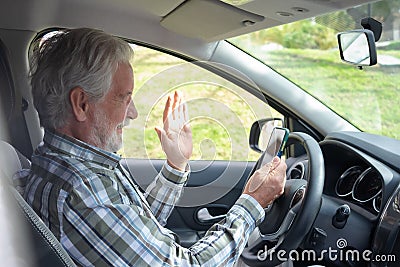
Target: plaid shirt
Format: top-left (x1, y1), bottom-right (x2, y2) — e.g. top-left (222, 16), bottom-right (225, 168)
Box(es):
top-left (14, 131), bottom-right (264, 267)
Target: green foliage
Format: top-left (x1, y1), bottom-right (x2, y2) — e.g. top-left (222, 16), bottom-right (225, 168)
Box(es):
top-left (122, 46), bottom-right (273, 160)
top-left (378, 41), bottom-right (400, 50)
top-left (235, 19), bottom-right (337, 50)
top-left (260, 48), bottom-right (400, 140)
top-left (123, 42), bottom-right (400, 160)
top-left (281, 21), bottom-right (337, 49)
top-left (358, 0), bottom-right (400, 21)
top-left (315, 11), bottom-right (356, 32)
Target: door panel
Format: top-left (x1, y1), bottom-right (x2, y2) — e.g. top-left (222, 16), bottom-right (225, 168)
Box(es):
top-left (123, 158), bottom-right (256, 247)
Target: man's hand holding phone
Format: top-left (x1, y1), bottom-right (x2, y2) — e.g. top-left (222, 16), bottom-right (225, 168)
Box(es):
top-left (243, 127), bottom-right (289, 208)
top-left (243, 156), bottom-right (287, 208)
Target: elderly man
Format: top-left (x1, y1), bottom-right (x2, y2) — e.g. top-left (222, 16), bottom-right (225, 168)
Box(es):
top-left (15, 28), bottom-right (286, 266)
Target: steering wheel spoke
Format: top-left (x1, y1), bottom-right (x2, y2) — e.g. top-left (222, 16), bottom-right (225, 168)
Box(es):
top-left (261, 203), bottom-right (299, 241)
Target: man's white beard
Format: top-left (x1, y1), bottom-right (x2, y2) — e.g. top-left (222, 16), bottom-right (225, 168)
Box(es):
top-left (89, 109), bottom-right (123, 153)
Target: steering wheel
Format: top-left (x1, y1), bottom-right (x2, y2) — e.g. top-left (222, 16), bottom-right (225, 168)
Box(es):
top-left (241, 132), bottom-right (325, 266)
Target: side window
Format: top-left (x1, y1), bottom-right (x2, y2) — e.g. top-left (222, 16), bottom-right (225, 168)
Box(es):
top-left (33, 31), bottom-right (282, 161)
top-left (123, 44), bottom-right (283, 161)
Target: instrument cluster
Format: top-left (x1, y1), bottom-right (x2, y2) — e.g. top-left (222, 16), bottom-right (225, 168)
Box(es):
top-left (335, 165), bottom-right (383, 213)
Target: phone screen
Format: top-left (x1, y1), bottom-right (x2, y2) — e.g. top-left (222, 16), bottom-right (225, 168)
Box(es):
top-left (249, 127), bottom-right (289, 193)
top-left (260, 127), bottom-right (289, 166)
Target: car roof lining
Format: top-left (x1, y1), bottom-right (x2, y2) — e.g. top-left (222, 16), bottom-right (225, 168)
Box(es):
top-left (134, 0), bottom-right (380, 42)
top-left (0, 0), bottom-right (379, 42)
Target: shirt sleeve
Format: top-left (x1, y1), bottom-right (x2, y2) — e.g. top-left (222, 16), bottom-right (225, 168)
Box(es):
top-left (61, 188), bottom-right (264, 267)
top-left (144, 162), bottom-right (189, 226)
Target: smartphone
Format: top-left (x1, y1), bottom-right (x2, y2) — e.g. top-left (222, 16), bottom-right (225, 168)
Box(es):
top-left (249, 127), bottom-right (289, 192)
top-left (260, 127), bottom-right (289, 166)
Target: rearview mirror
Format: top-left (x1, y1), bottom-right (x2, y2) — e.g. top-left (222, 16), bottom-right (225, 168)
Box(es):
top-left (337, 29), bottom-right (377, 66)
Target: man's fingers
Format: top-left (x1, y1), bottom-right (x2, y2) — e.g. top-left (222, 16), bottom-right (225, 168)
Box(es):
top-left (269, 156), bottom-right (282, 171)
top-left (172, 91), bottom-right (180, 121)
top-left (162, 91), bottom-right (192, 135)
top-left (164, 95), bottom-right (171, 121)
top-left (154, 126), bottom-right (164, 141)
top-left (246, 160), bottom-right (272, 193)
top-left (243, 156), bottom-right (287, 207)
top-left (177, 91), bottom-right (182, 119)
top-left (163, 95), bottom-right (172, 130)
top-left (183, 102), bottom-right (189, 123)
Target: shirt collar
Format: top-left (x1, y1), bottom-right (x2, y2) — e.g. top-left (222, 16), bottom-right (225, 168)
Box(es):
top-left (42, 130), bottom-right (121, 169)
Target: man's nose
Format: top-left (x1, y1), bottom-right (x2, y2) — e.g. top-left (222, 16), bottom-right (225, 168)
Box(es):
top-left (126, 99), bottom-right (138, 120)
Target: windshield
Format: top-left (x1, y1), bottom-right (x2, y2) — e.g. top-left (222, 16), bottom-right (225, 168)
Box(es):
top-left (229, 0), bottom-right (400, 140)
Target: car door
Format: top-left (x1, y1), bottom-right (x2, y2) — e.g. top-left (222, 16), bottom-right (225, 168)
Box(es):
top-left (120, 44), bottom-right (283, 247)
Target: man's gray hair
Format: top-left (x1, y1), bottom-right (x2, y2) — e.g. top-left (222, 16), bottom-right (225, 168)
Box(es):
top-left (29, 28), bottom-right (133, 130)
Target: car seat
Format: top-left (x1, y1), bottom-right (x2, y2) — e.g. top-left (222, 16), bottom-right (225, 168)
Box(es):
top-left (0, 140), bottom-right (76, 267)
top-left (0, 37), bottom-right (76, 266)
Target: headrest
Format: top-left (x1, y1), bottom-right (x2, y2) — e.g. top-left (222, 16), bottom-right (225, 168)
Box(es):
top-left (0, 141), bottom-right (30, 178)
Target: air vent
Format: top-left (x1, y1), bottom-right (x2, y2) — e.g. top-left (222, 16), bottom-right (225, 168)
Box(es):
top-left (289, 162), bottom-right (305, 180)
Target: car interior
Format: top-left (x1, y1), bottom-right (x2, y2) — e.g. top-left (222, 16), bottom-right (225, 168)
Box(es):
top-left (0, 0), bottom-right (399, 266)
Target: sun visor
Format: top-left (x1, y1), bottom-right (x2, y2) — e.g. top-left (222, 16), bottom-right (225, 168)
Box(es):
top-left (161, 0), bottom-right (264, 42)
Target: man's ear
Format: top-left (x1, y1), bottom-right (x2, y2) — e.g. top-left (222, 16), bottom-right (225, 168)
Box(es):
top-left (69, 87), bottom-right (89, 122)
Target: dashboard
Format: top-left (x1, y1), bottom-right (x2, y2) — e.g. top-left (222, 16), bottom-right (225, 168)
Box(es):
top-left (286, 131), bottom-right (400, 266)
